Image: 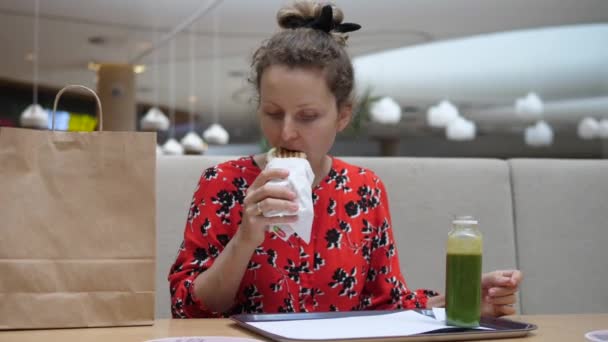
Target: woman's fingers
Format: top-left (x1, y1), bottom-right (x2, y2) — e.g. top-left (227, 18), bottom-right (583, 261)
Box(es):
top-left (485, 294), bottom-right (517, 305)
top-left (486, 286), bottom-right (518, 297)
top-left (261, 214), bottom-right (299, 226)
top-left (426, 295), bottom-right (445, 308)
top-left (245, 198), bottom-right (298, 217)
top-left (483, 270), bottom-right (523, 288)
top-left (248, 168), bottom-right (289, 194)
top-left (258, 198), bottom-right (299, 215)
top-left (246, 184), bottom-right (297, 207)
top-left (243, 208), bottom-right (298, 225)
top-left (494, 304), bottom-right (516, 316)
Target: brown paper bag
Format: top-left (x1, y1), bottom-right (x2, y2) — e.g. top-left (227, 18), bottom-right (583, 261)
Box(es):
top-left (0, 85), bottom-right (156, 329)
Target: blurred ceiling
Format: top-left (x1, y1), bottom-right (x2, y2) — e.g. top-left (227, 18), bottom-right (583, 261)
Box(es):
top-left (0, 0), bottom-right (607, 139)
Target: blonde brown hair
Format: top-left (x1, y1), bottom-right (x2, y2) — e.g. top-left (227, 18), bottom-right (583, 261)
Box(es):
top-left (250, 1), bottom-right (356, 109)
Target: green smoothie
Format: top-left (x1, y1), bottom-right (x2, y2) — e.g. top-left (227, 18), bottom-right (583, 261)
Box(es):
top-left (445, 217), bottom-right (482, 327)
top-left (445, 253), bottom-right (482, 327)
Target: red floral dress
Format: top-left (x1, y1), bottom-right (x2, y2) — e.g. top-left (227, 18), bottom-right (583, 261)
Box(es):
top-left (168, 156), bottom-right (437, 318)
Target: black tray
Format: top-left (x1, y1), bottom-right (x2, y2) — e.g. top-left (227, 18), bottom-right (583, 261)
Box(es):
top-left (231, 309), bottom-right (537, 342)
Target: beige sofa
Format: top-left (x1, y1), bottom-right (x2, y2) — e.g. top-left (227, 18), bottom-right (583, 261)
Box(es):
top-left (156, 156), bottom-right (608, 318)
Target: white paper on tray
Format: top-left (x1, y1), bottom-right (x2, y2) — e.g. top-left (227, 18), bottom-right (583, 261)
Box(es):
top-left (249, 310), bottom-right (445, 340)
top-left (247, 309), bottom-right (495, 340)
top-left (263, 157), bottom-right (314, 244)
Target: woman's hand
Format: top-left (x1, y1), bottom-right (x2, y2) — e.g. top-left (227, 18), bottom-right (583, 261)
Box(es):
top-left (426, 269), bottom-right (523, 317)
top-left (236, 168), bottom-right (299, 247)
top-left (481, 270), bottom-right (523, 316)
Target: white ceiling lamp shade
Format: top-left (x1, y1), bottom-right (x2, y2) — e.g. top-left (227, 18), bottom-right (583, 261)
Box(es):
top-left (598, 119), bottom-right (608, 139)
top-left (515, 92), bottom-right (544, 121)
top-left (181, 131), bottom-right (208, 154)
top-left (140, 107), bottom-right (170, 131)
top-left (162, 138), bottom-right (184, 155)
top-left (427, 100), bottom-right (460, 128)
top-left (140, 29), bottom-right (169, 132)
top-left (577, 117), bottom-right (600, 140)
top-left (426, 100), bottom-right (476, 141)
top-left (446, 116), bottom-right (477, 141)
top-left (180, 28), bottom-right (207, 155)
top-left (20, 104), bottom-right (48, 129)
top-left (203, 123), bottom-right (229, 145)
top-left (525, 120), bottom-right (554, 147)
top-left (162, 38), bottom-right (183, 155)
top-left (369, 97), bottom-right (402, 124)
top-left (204, 8), bottom-right (230, 145)
top-left (20, 0), bottom-right (47, 129)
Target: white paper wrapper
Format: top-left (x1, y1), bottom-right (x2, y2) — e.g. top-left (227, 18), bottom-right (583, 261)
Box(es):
top-left (263, 157), bottom-right (314, 244)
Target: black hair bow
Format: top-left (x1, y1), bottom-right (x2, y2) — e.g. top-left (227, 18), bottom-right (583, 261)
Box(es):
top-left (283, 4), bottom-right (362, 33)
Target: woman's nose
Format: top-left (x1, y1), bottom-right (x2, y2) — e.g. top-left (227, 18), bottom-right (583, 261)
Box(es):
top-left (280, 118), bottom-right (298, 141)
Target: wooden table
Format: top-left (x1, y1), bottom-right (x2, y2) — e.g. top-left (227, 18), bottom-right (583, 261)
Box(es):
top-left (1, 314), bottom-right (606, 342)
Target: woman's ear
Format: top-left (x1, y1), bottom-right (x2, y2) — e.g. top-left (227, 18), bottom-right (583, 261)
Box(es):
top-left (337, 103), bottom-right (353, 132)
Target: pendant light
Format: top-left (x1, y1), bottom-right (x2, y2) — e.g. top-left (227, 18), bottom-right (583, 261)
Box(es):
top-left (140, 30), bottom-right (169, 132)
top-left (162, 38), bottom-right (184, 155)
top-left (181, 28), bottom-right (207, 154)
top-left (578, 117), bottom-right (599, 140)
top-left (515, 92), bottom-right (544, 121)
top-left (203, 9), bottom-right (229, 145)
top-left (20, 0), bottom-right (48, 129)
top-left (524, 120), bottom-right (553, 147)
top-left (427, 100), bottom-right (459, 128)
top-left (369, 97), bottom-right (402, 124)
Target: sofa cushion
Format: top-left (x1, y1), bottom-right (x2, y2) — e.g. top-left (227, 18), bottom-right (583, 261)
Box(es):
top-left (509, 159), bottom-right (608, 314)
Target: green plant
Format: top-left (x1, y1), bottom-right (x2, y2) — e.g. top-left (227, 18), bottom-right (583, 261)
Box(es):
top-left (342, 87), bottom-right (382, 137)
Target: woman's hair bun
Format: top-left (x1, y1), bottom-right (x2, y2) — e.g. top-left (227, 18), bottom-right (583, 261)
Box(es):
top-left (277, 1), bottom-right (344, 30)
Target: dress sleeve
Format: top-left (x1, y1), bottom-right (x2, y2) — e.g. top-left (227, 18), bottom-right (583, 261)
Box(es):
top-left (363, 177), bottom-right (439, 310)
top-left (168, 165), bottom-right (244, 318)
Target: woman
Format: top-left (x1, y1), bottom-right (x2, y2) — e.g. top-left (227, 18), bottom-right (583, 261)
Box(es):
top-left (169, 0), bottom-right (521, 318)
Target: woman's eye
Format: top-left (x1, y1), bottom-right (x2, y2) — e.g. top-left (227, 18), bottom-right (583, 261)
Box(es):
top-left (265, 112), bottom-right (283, 120)
top-left (298, 114), bottom-right (318, 122)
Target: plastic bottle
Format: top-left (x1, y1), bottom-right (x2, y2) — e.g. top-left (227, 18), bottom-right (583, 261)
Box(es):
top-left (445, 215), bottom-right (483, 327)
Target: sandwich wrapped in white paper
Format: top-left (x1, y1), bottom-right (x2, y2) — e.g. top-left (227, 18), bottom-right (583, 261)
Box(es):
top-left (263, 148), bottom-right (314, 243)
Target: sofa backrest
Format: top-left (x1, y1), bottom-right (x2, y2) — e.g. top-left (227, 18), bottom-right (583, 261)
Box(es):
top-left (509, 159), bottom-right (608, 314)
top-left (155, 156), bottom-right (518, 318)
top-left (156, 156), bottom-right (232, 318)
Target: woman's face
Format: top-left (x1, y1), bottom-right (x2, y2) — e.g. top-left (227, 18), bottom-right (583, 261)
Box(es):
top-left (258, 65), bottom-right (351, 167)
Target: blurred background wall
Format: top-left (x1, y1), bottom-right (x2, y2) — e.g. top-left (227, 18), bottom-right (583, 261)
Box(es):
top-left (1, 0), bottom-right (606, 157)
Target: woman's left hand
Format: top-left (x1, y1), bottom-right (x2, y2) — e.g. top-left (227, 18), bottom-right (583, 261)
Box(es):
top-left (481, 270), bottom-right (523, 317)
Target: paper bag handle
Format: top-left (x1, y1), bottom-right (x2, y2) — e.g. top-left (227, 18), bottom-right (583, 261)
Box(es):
top-left (51, 84), bottom-right (103, 131)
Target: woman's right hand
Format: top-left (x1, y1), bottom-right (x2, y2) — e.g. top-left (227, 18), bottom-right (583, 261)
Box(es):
top-left (237, 168), bottom-right (299, 247)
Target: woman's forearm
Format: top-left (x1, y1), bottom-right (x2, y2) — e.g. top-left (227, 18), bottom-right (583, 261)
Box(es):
top-left (193, 229), bottom-right (259, 313)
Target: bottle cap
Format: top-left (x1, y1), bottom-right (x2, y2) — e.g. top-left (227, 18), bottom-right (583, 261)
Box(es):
top-left (452, 215), bottom-right (478, 226)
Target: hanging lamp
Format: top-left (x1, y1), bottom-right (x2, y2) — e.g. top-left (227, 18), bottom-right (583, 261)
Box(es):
top-left (203, 9), bottom-right (229, 145)
top-left (181, 28), bottom-right (207, 154)
top-left (524, 120), bottom-right (553, 147)
top-left (140, 30), bottom-right (170, 132)
top-left (577, 117), bottom-right (599, 140)
top-left (427, 100), bottom-right (459, 128)
top-left (515, 92), bottom-right (544, 121)
top-left (20, 0), bottom-right (48, 129)
top-left (162, 38), bottom-right (184, 155)
top-left (369, 97), bottom-right (402, 124)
